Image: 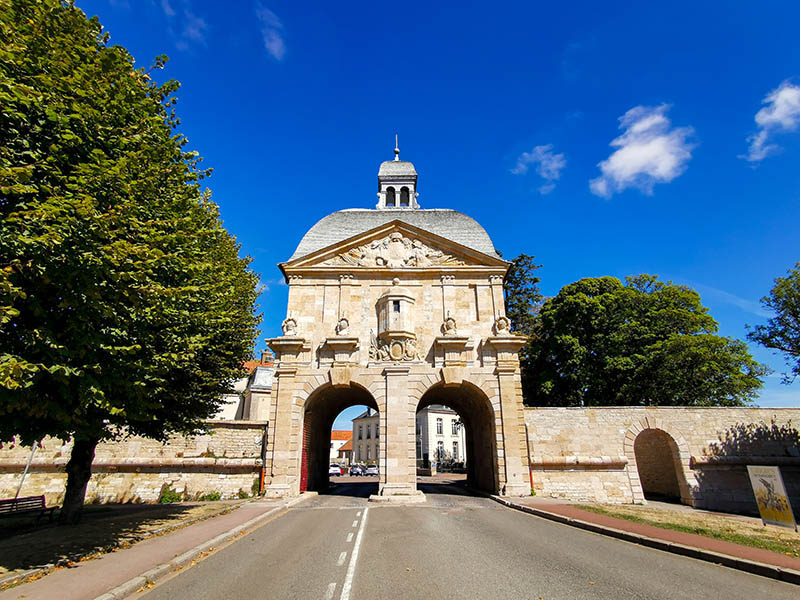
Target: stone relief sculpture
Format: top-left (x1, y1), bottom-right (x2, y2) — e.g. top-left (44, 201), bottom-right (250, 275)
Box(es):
top-left (493, 315), bottom-right (511, 335)
top-left (441, 315), bottom-right (458, 336)
top-left (281, 317), bottom-right (297, 336)
top-left (369, 330), bottom-right (422, 361)
top-left (335, 317), bottom-right (350, 336)
top-left (322, 232), bottom-right (466, 268)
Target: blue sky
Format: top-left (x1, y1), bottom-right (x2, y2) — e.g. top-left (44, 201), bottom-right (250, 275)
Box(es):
top-left (79, 1), bottom-right (800, 423)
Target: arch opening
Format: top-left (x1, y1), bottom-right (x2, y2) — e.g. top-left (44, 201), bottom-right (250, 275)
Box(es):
top-left (400, 186), bottom-right (410, 206)
top-left (301, 384), bottom-right (378, 494)
top-left (416, 382), bottom-right (497, 493)
top-left (385, 187), bottom-right (396, 207)
top-left (633, 428), bottom-right (685, 502)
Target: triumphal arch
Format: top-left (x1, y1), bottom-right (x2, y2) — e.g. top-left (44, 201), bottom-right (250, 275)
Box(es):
top-left (261, 145), bottom-right (530, 500)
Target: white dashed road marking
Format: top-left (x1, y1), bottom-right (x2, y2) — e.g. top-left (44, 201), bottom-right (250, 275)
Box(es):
top-left (346, 532), bottom-right (354, 543)
top-left (337, 551), bottom-right (347, 566)
top-left (340, 507), bottom-right (368, 600)
top-left (324, 582), bottom-right (337, 600)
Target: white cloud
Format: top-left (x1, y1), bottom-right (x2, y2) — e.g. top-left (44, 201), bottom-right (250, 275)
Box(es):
top-left (511, 144), bottom-right (566, 195)
top-left (590, 104), bottom-right (694, 198)
top-left (159, 1), bottom-right (207, 50)
top-left (741, 81), bottom-right (800, 162)
top-left (255, 5), bottom-right (286, 61)
top-left (160, 0), bottom-right (176, 17)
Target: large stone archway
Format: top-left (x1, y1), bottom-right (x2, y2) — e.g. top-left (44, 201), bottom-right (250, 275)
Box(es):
top-left (416, 381), bottom-right (499, 492)
top-left (300, 382), bottom-right (378, 492)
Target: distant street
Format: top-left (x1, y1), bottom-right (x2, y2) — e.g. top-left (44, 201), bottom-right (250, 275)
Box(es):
top-left (143, 480), bottom-right (798, 600)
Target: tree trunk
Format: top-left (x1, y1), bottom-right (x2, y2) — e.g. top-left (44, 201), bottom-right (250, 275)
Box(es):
top-left (59, 437), bottom-right (99, 525)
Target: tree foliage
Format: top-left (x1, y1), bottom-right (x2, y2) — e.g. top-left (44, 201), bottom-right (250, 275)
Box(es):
top-left (0, 1), bottom-right (260, 521)
top-left (503, 254), bottom-right (543, 395)
top-left (748, 262), bottom-right (800, 384)
top-left (524, 275), bottom-right (767, 407)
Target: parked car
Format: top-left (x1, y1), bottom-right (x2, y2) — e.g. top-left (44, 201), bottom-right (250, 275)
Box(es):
top-left (329, 464), bottom-right (342, 476)
top-left (365, 465), bottom-right (379, 476)
top-left (349, 465), bottom-right (364, 476)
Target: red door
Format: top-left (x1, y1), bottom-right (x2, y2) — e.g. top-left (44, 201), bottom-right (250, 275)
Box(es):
top-left (300, 412), bottom-right (311, 492)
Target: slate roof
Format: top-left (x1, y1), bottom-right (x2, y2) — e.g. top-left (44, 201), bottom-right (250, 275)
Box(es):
top-left (287, 209), bottom-right (502, 262)
top-left (378, 160), bottom-right (417, 177)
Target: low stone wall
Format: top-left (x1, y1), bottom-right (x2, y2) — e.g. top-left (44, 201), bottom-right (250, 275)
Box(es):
top-left (524, 407), bottom-right (800, 515)
top-left (0, 421), bottom-right (267, 505)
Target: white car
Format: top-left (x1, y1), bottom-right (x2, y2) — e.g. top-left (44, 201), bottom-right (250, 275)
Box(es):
top-left (365, 465), bottom-right (379, 476)
top-left (328, 465), bottom-right (342, 476)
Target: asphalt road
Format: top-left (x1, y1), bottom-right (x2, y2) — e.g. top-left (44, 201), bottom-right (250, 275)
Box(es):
top-left (143, 480), bottom-right (798, 600)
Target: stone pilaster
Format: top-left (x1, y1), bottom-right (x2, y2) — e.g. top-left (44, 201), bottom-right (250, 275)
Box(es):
top-left (488, 335), bottom-right (530, 497)
top-left (372, 365), bottom-right (423, 500)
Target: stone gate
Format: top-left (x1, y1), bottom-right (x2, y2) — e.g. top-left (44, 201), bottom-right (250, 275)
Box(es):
top-left (257, 146), bottom-right (531, 499)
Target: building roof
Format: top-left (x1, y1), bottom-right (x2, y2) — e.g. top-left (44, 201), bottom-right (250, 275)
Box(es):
top-left (338, 439), bottom-right (352, 452)
top-left (353, 408), bottom-right (378, 421)
top-left (331, 430), bottom-right (352, 441)
top-left (378, 160), bottom-right (417, 177)
top-left (287, 209), bottom-right (501, 262)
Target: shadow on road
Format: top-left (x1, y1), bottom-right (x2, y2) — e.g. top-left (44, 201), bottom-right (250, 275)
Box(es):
top-left (323, 478), bottom-right (378, 498)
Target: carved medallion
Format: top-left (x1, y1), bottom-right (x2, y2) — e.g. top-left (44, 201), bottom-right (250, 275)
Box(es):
top-left (322, 232), bottom-right (466, 268)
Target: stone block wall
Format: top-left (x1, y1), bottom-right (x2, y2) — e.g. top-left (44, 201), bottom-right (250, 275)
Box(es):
top-left (524, 406), bottom-right (800, 515)
top-left (0, 421), bottom-right (267, 505)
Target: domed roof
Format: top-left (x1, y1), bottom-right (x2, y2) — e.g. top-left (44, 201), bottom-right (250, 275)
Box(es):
top-left (378, 160), bottom-right (417, 177)
top-left (287, 209), bottom-right (502, 262)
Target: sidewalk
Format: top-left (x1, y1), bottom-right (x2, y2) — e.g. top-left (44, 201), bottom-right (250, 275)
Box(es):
top-left (496, 495), bottom-right (800, 583)
top-left (0, 497), bottom-right (296, 600)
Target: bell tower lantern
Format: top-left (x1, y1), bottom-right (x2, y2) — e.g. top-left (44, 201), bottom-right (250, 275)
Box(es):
top-left (376, 136), bottom-right (420, 209)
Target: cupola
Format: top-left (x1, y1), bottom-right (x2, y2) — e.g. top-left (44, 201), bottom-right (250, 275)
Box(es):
top-left (376, 136), bottom-right (419, 209)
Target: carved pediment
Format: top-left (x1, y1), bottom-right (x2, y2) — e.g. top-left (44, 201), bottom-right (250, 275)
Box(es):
top-left (282, 221), bottom-right (508, 272)
top-left (321, 231), bottom-right (466, 269)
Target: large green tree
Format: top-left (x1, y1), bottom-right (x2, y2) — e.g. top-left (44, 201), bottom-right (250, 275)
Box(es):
top-left (503, 254), bottom-right (542, 395)
top-left (524, 275), bottom-right (766, 406)
top-left (0, 0), bottom-right (260, 523)
top-left (748, 263), bottom-right (800, 384)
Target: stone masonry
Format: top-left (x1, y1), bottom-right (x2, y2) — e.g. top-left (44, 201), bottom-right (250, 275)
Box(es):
top-left (525, 406), bottom-right (800, 514)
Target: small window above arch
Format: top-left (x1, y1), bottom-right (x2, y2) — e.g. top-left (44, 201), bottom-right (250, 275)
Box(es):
top-left (386, 187), bottom-right (396, 207)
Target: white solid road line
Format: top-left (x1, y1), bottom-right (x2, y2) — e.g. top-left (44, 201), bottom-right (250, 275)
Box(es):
top-left (324, 582), bottom-right (337, 600)
top-left (339, 507), bottom-right (369, 600)
top-left (346, 532), bottom-right (354, 543)
top-left (337, 551), bottom-right (347, 566)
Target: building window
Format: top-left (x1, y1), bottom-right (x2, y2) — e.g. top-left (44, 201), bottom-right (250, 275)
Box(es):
top-left (357, 447), bottom-right (361, 461)
top-left (358, 425), bottom-right (363, 440)
top-left (453, 441), bottom-right (458, 460)
top-left (437, 441), bottom-right (444, 459)
top-left (416, 421), bottom-right (421, 435)
top-left (392, 300), bottom-right (400, 313)
top-left (366, 425), bottom-right (371, 439)
top-left (400, 186), bottom-right (410, 206)
top-left (375, 422), bottom-right (379, 438)
top-left (451, 420), bottom-right (459, 435)
top-left (386, 187), bottom-right (396, 207)
top-left (436, 418), bottom-right (443, 435)
top-left (366, 445), bottom-right (371, 460)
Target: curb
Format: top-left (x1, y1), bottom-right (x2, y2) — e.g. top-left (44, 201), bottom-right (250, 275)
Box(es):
top-left (0, 501), bottom-right (243, 593)
top-left (488, 495), bottom-right (800, 586)
top-left (93, 494), bottom-right (313, 600)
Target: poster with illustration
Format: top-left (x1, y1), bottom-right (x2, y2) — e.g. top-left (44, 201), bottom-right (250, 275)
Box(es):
top-left (746, 466), bottom-right (797, 531)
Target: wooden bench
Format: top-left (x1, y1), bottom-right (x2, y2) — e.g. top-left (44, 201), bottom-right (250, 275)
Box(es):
top-left (0, 495), bottom-right (57, 523)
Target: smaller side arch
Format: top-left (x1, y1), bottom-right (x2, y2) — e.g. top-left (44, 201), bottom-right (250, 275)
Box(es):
top-left (624, 418), bottom-right (697, 506)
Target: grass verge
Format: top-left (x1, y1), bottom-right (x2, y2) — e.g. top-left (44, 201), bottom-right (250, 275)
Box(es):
top-left (575, 503), bottom-right (800, 558)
